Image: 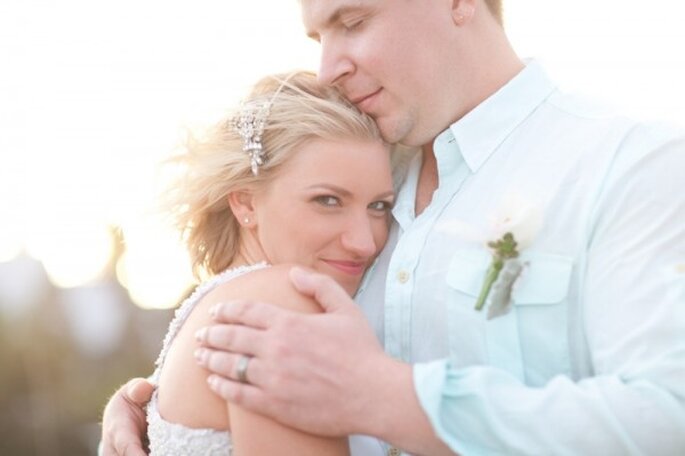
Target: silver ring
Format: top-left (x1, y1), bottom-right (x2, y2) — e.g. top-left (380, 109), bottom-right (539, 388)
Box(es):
top-left (235, 355), bottom-right (252, 384)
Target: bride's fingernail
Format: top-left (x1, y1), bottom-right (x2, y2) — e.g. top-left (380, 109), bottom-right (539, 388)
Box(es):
top-left (194, 348), bottom-right (206, 363)
top-left (195, 328), bottom-right (206, 342)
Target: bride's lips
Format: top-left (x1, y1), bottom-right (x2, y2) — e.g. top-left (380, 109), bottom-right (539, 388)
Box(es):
top-left (350, 89), bottom-right (382, 113)
top-left (322, 259), bottom-right (367, 276)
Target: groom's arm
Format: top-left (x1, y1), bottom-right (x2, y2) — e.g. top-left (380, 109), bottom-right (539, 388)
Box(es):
top-left (100, 378), bottom-right (153, 456)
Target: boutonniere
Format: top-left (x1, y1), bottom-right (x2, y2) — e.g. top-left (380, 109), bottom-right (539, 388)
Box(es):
top-left (475, 195), bottom-right (543, 319)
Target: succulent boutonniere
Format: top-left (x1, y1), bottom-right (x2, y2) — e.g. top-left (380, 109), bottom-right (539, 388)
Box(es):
top-left (475, 232), bottom-right (519, 310)
top-left (475, 196), bottom-right (543, 319)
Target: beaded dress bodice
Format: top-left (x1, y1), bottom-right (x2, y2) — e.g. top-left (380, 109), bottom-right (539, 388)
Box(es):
top-left (146, 263), bottom-right (269, 456)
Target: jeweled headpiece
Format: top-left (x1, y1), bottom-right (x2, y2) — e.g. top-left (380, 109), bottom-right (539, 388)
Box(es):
top-left (231, 101), bottom-right (271, 176)
top-left (231, 76), bottom-right (291, 176)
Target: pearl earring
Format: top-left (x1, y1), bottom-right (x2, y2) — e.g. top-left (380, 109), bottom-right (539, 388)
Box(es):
top-left (243, 217), bottom-right (250, 224)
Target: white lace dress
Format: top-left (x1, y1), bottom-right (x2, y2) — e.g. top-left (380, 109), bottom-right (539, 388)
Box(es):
top-left (146, 263), bottom-right (269, 456)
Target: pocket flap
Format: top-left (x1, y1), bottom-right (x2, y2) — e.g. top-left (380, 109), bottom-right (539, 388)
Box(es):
top-left (445, 249), bottom-right (574, 305)
top-left (445, 248), bottom-right (490, 297)
top-left (512, 253), bottom-right (574, 305)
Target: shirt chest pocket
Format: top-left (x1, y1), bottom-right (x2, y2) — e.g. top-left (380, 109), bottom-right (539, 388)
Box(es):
top-left (445, 248), bottom-right (574, 385)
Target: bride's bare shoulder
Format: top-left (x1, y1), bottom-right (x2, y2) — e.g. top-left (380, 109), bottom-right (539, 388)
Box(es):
top-left (208, 264), bottom-right (322, 314)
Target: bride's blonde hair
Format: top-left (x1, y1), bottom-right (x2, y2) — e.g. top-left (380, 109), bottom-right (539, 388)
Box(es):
top-left (164, 71), bottom-right (384, 278)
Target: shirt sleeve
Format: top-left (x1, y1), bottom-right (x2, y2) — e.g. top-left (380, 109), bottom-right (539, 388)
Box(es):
top-left (414, 128), bottom-right (685, 455)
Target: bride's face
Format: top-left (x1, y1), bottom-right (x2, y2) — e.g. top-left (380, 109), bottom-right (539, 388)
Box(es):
top-left (252, 137), bottom-right (394, 295)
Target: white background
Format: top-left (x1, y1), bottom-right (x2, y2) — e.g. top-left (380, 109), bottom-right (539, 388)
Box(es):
top-left (1, 0), bottom-right (683, 308)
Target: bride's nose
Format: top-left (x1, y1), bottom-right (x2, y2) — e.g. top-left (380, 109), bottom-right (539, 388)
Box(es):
top-left (340, 216), bottom-right (377, 259)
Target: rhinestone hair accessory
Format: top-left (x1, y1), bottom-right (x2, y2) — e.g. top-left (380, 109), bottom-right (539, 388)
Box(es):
top-left (232, 102), bottom-right (270, 176)
top-left (231, 76), bottom-right (292, 176)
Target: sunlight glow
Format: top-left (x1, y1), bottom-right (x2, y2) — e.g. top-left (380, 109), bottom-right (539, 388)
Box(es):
top-left (25, 216), bottom-right (114, 289)
top-left (116, 218), bottom-right (194, 310)
top-left (0, 221), bottom-right (23, 264)
top-left (2, 0), bottom-right (684, 307)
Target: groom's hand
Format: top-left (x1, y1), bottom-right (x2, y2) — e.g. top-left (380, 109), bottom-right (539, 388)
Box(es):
top-left (194, 266), bottom-right (397, 437)
top-left (101, 378), bottom-right (154, 456)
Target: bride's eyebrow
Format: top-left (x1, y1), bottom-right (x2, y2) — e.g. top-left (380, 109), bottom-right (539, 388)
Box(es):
top-left (305, 184), bottom-right (352, 197)
top-left (374, 190), bottom-right (395, 200)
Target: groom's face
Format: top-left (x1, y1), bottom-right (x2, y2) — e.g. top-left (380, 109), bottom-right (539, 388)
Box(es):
top-left (301, 0), bottom-right (462, 147)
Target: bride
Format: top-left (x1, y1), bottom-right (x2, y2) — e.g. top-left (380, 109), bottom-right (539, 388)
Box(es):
top-left (143, 71), bottom-right (395, 455)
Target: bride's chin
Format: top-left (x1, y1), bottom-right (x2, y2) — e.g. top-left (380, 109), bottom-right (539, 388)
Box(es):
top-left (324, 273), bottom-right (358, 297)
top-left (340, 278), bottom-right (362, 297)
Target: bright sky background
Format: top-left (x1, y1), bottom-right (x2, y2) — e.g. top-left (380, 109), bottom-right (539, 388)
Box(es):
top-left (1, 0), bottom-right (684, 308)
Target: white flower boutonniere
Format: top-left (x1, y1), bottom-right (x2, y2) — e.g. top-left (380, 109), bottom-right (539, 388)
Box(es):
top-left (475, 196), bottom-right (543, 319)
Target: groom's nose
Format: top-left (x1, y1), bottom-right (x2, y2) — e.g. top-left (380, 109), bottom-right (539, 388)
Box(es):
top-left (318, 37), bottom-right (354, 87)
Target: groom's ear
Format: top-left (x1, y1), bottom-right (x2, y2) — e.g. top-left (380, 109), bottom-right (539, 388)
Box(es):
top-left (227, 190), bottom-right (257, 226)
top-left (451, 0), bottom-right (475, 25)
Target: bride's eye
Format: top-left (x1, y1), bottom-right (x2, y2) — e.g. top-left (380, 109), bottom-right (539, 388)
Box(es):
top-left (368, 200), bottom-right (393, 212)
top-left (314, 195), bottom-right (341, 207)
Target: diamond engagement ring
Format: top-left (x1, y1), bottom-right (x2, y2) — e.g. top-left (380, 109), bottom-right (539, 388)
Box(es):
top-left (235, 355), bottom-right (252, 384)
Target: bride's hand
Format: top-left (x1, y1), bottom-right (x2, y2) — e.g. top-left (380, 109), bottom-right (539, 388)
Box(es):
top-left (101, 378), bottom-right (154, 456)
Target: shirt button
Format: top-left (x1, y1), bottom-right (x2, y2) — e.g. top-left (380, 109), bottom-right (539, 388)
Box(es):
top-left (387, 448), bottom-right (402, 456)
top-left (676, 263), bottom-right (685, 274)
top-left (397, 270), bottom-right (410, 284)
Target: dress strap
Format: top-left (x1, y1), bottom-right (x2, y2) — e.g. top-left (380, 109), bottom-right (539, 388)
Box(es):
top-left (150, 262), bottom-right (269, 384)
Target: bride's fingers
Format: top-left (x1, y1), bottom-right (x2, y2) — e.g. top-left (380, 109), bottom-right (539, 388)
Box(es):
top-left (210, 300), bottom-right (284, 329)
top-left (195, 323), bottom-right (264, 356)
top-left (195, 348), bottom-right (265, 387)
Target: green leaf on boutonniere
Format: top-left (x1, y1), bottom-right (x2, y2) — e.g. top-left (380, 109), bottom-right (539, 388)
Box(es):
top-left (474, 232), bottom-right (520, 311)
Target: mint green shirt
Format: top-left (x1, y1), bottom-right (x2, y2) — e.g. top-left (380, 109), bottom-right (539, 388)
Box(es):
top-left (356, 61), bottom-right (685, 455)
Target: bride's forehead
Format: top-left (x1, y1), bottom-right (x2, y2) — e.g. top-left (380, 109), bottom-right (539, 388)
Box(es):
top-left (278, 138), bottom-right (387, 174)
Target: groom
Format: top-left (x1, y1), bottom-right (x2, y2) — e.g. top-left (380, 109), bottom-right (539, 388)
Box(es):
top-left (103, 0), bottom-right (685, 454)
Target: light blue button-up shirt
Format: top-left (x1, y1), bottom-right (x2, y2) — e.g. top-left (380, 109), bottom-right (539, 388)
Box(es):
top-left (355, 61), bottom-right (685, 455)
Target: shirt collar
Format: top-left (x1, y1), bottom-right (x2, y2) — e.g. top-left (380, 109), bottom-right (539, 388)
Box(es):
top-left (391, 152), bottom-right (422, 227)
top-left (446, 59), bottom-right (558, 173)
top-left (392, 61), bottom-right (557, 227)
